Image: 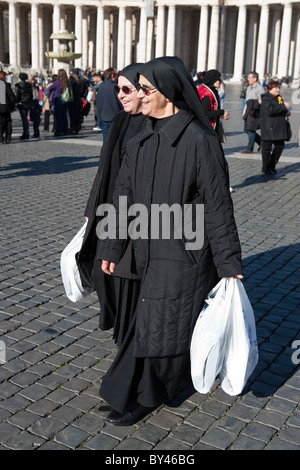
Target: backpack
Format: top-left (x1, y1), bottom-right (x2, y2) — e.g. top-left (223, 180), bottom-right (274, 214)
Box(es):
top-left (61, 86), bottom-right (74, 103)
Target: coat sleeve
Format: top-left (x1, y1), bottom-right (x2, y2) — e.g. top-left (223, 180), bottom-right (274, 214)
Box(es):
top-left (96, 151), bottom-right (133, 264)
top-left (264, 101), bottom-right (287, 117)
top-left (197, 135), bottom-right (242, 277)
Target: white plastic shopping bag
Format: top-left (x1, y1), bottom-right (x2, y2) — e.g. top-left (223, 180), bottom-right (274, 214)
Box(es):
top-left (190, 278), bottom-right (258, 396)
top-left (190, 278), bottom-right (234, 394)
top-left (220, 280), bottom-right (259, 396)
top-left (60, 221), bottom-right (90, 302)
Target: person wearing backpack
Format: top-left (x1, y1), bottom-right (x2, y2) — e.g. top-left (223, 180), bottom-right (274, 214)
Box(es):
top-left (45, 69), bottom-right (69, 136)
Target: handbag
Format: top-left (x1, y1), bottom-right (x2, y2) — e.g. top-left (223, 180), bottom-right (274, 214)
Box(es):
top-left (285, 118), bottom-right (292, 142)
top-left (190, 278), bottom-right (258, 395)
top-left (60, 221), bottom-right (93, 302)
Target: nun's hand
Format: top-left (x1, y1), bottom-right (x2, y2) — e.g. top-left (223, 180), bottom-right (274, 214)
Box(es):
top-left (101, 260), bottom-right (116, 275)
top-left (226, 274), bottom-right (243, 280)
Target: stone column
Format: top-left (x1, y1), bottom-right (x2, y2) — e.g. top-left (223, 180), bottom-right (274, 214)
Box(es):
top-left (96, 5), bottom-right (104, 70)
top-left (82, 7), bottom-right (88, 68)
top-left (38, 6), bottom-right (45, 69)
top-left (75, 4), bottom-right (83, 68)
top-left (31, 3), bottom-right (39, 69)
top-left (137, 6), bottom-right (147, 63)
top-left (146, 16), bottom-right (154, 61)
top-left (207, 5), bottom-right (219, 70)
top-left (53, 3), bottom-right (61, 69)
top-left (166, 5), bottom-right (176, 56)
top-left (155, 5), bottom-right (165, 57)
top-left (88, 10), bottom-right (96, 69)
top-left (218, 6), bottom-right (227, 71)
top-left (16, 4), bottom-right (21, 66)
top-left (8, 0), bottom-right (18, 66)
top-left (0, 6), bottom-right (4, 63)
top-left (125, 9), bottom-right (133, 66)
top-left (117, 5), bottom-right (126, 69)
top-left (256, 4), bottom-right (269, 80)
top-left (197, 5), bottom-right (208, 71)
top-left (277, 3), bottom-right (293, 79)
top-left (270, 8), bottom-right (282, 77)
top-left (293, 12), bottom-right (300, 79)
top-left (233, 4), bottom-right (247, 80)
top-left (103, 9), bottom-right (111, 69)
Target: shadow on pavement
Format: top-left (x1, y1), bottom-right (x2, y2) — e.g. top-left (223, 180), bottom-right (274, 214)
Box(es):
top-left (232, 162), bottom-right (300, 189)
top-left (0, 155), bottom-right (99, 179)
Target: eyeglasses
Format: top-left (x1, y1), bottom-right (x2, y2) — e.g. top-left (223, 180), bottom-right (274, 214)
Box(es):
top-left (136, 83), bottom-right (157, 96)
top-left (114, 85), bottom-right (135, 95)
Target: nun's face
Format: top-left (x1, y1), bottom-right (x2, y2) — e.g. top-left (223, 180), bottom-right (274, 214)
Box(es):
top-left (137, 75), bottom-right (172, 118)
top-left (116, 76), bottom-right (142, 115)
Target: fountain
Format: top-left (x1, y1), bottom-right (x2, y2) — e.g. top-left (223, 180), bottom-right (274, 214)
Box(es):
top-left (45, 30), bottom-right (82, 72)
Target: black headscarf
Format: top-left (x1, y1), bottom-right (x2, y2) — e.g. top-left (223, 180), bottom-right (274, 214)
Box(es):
top-left (138, 56), bottom-right (214, 133)
top-left (119, 63), bottom-right (144, 87)
top-left (204, 69), bottom-right (222, 88)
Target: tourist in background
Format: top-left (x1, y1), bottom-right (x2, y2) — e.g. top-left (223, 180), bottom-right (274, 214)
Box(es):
top-left (0, 70), bottom-right (16, 144)
top-left (260, 80), bottom-right (291, 175)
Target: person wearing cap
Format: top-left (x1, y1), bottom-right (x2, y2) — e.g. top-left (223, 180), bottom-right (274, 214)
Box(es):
top-left (98, 56), bottom-right (243, 426)
top-left (77, 63), bottom-right (147, 356)
top-left (0, 70), bottom-right (16, 144)
top-left (15, 72), bottom-right (33, 140)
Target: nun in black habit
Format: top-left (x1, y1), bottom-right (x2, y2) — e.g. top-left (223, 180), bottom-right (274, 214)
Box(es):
top-left (77, 63), bottom-right (146, 346)
top-left (98, 56), bottom-right (243, 426)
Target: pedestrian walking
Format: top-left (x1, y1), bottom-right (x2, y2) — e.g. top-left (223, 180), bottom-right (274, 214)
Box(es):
top-left (0, 70), bottom-right (16, 144)
top-left (15, 73), bottom-right (33, 140)
top-left (198, 69), bottom-right (229, 143)
top-left (242, 71), bottom-right (264, 154)
top-left (260, 80), bottom-right (291, 175)
top-left (98, 56), bottom-right (243, 426)
top-left (77, 63), bottom-right (146, 344)
top-left (68, 74), bottom-right (82, 135)
top-left (95, 68), bottom-right (122, 141)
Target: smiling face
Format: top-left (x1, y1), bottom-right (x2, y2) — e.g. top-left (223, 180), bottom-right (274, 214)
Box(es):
top-left (117, 75), bottom-right (142, 115)
top-left (137, 74), bottom-right (178, 118)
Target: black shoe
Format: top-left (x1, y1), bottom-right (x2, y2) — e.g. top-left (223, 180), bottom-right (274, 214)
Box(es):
top-left (106, 409), bottom-right (125, 424)
top-left (270, 168), bottom-right (277, 174)
top-left (106, 405), bottom-right (154, 426)
top-left (19, 135), bottom-right (29, 140)
top-left (264, 169), bottom-right (273, 175)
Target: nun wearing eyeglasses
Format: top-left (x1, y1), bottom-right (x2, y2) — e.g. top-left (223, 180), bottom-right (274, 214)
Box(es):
top-left (98, 56), bottom-right (243, 426)
top-left (77, 63), bottom-right (146, 347)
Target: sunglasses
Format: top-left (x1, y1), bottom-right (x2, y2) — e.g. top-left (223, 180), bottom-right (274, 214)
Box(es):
top-left (136, 83), bottom-right (157, 96)
top-left (114, 85), bottom-right (135, 94)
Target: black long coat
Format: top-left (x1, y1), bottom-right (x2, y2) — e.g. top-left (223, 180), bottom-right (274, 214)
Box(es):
top-left (98, 109), bottom-right (242, 358)
top-left (260, 92), bottom-right (289, 141)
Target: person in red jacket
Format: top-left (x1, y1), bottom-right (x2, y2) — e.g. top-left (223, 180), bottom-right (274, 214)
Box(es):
top-left (198, 69), bottom-right (229, 130)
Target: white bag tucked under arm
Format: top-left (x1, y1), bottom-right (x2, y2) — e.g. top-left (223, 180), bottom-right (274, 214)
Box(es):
top-left (190, 278), bottom-right (258, 396)
top-left (60, 221), bottom-right (91, 302)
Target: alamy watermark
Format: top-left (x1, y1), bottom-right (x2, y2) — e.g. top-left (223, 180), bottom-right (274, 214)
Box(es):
top-left (0, 340), bottom-right (6, 364)
top-left (292, 89), bottom-right (300, 106)
top-left (96, 197), bottom-right (204, 250)
top-left (291, 340), bottom-right (300, 365)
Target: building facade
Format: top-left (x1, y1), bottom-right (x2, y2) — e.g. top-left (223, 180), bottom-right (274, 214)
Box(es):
top-left (0, 0), bottom-right (299, 80)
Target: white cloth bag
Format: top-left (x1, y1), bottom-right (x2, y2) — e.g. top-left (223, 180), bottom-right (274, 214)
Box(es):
top-left (60, 221), bottom-right (89, 302)
top-left (190, 278), bottom-right (258, 395)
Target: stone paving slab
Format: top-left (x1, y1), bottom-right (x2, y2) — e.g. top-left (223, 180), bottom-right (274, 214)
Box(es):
top-left (0, 85), bottom-right (300, 451)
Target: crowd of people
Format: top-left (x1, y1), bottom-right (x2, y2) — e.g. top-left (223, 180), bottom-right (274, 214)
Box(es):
top-left (0, 62), bottom-right (296, 176)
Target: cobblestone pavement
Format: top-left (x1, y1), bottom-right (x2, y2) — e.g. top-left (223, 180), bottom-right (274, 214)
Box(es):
top-left (0, 84), bottom-right (299, 451)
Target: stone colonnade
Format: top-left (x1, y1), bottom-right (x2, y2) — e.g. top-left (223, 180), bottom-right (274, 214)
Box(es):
top-left (0, 1), bottom-right (299, 80)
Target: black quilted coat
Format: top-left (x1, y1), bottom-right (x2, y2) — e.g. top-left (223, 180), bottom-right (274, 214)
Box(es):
top-left (98, 109), bottom-right (242, 358)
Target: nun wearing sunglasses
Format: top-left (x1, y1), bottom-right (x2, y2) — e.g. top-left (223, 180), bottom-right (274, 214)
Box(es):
top-left (98, 56), bottom-right (242, 426)
top-left (77, 63), bottom-right (146, 349)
